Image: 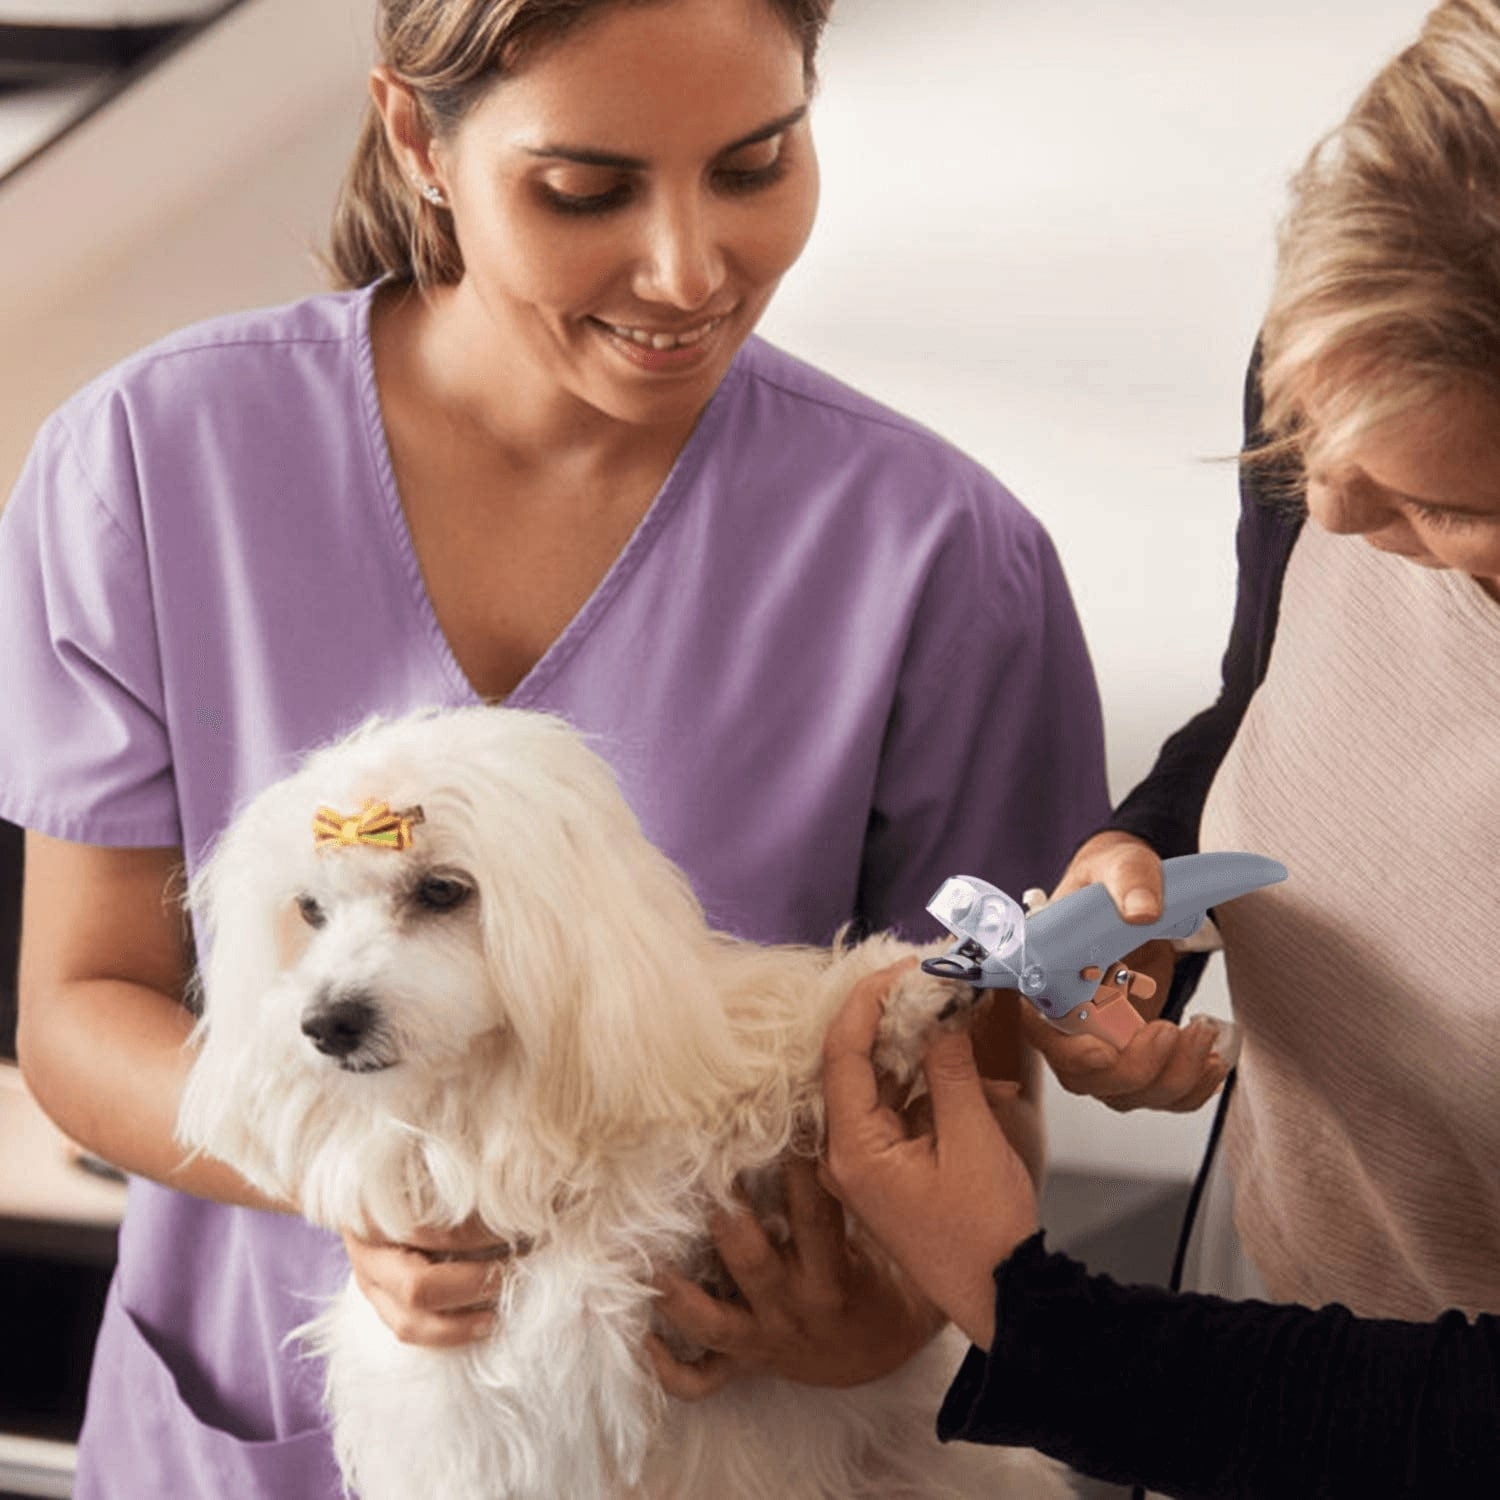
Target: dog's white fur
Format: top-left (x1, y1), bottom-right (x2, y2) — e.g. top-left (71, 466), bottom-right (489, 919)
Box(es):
top-left (178, 706), bottom-right (1069, 1500)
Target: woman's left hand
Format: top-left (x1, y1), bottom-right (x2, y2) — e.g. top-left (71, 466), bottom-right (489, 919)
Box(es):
top-left (647, 1155), bottom-right (943, 1398)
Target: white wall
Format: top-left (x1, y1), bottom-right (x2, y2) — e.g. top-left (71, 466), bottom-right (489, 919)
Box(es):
top-left (0, 0), bottom-right (1432, 1178)
top-left (0, 0), bottom-right (372, 494)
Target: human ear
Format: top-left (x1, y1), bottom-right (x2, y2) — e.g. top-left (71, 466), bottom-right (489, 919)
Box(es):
top-left (368, 66), bottom-right (448, 201)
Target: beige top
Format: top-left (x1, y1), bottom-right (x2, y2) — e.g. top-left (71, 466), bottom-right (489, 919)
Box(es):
top-left (1201, 521), bottom-right (1500, 1320)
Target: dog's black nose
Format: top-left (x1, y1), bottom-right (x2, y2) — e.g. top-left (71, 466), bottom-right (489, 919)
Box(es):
top-left (301, 995), bottom-right (377, 1059)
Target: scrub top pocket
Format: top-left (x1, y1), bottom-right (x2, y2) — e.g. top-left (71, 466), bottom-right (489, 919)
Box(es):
top-left (74, 1284), bottom-right (343, 1500)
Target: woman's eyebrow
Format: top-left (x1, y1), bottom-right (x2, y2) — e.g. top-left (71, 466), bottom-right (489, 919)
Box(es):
top-left (523, 105), bottom-right (809, 170)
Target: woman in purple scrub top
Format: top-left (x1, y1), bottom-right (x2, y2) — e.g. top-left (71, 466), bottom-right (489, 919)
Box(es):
top-left (0, 2), bottom-right (1108, 1494)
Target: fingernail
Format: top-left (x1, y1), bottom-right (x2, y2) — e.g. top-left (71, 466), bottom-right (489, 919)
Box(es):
top-left (1122, 889), bottom-right (1156, 919)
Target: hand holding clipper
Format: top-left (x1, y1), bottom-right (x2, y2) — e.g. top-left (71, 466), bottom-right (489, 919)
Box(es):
top-left (920, 851), bottom-right (1288, 1047)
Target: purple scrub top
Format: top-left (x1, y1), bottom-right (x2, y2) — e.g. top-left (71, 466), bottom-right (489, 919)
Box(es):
top-left (0, 283), bottom-right (1107, 1497)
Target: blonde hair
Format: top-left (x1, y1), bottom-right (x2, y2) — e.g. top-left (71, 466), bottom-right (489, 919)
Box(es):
top-left (328, 0), bottom-right (832, 290)
top-left (1257, 0), bottom-right (1500, 480)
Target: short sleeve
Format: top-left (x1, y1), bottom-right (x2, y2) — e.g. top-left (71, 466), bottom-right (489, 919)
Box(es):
top-left (0, 410), bottom-right (179, 846)
top-left (857, 478), bottom-right (1110, 938)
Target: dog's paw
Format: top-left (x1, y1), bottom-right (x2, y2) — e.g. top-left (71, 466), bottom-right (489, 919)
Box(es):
top-left (873, 966), bottom-right (983, 1086)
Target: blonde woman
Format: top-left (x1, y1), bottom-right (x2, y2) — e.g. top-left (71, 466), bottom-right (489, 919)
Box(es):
top-left (0, 2), bottom-right (1105, 1495)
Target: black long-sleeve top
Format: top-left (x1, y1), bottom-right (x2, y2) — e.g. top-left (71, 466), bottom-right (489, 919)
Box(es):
top-left (937, 1234), bottom-right (1500, 1498)
top-left (932, 359), bottom-right (1500, 1496)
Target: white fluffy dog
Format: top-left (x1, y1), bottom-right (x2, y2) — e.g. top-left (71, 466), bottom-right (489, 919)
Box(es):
top-left (178, 705), bottom-right (1069, 1500)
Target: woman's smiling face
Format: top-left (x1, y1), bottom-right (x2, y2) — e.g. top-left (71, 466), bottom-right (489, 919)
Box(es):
top-left (410, 0), bottom-right (819, 429)
top-left (1305, 382), bottom-right (1500, 600)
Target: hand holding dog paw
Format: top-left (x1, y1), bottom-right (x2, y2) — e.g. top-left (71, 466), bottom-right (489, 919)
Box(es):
top-left (821, 965), bottom-right (1039, 1351)
top-left (647, 1155), bottom-right (943, 1398)
top-left (341, 1216), bottom-right (519, 1349)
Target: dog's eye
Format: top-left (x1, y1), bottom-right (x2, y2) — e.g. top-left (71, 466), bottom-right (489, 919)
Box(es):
top-left (296, 894), bottom-right (326, 929)
top-left (414, 875), bottom-right (473, 914)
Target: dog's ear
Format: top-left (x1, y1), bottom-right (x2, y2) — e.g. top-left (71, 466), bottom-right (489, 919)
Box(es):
top-left (175, 782), bottom-right (309, 1178)
top-left (458, 727), bottom-right (756, 1148)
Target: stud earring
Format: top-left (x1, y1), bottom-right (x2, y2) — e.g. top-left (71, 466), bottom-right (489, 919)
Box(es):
top-left (416, 180), bottom-right (447, 208)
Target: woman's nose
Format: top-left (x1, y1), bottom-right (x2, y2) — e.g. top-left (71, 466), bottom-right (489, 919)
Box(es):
top-left (633, 194), bottom-right (726, 311)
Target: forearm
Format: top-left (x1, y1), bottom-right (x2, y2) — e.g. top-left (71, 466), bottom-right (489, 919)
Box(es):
top-left (18, 977), bottom-right (285, 1212)
top-left (939, 1235), bottom-right (1500, 1498)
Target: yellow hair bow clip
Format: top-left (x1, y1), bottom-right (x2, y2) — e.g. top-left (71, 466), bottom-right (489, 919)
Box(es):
top-left (312, 800), bottom-right (424, 853)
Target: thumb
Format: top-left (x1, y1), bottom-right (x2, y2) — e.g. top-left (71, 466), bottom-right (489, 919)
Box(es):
top-left (1102, 840), bottom-right (1166, 924)
top-left (921, 1028), bottom-right (994, 1142)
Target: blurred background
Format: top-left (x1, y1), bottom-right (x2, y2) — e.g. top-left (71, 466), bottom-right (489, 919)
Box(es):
top-left (0, 1), bottom-right (1433, 1493)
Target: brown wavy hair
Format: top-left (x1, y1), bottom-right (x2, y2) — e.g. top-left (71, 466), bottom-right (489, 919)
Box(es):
top-left (328, 0), bottom-right (833, 290)
top-left (1255, 0), bottom-right (1500, 482)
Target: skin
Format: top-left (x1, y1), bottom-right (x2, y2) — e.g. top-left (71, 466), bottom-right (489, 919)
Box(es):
top-left (1039, 381), bottom-right (1500, 1109)
top-left (374, 0), bottom-right (820, 446)
top-left (1304, 382), bottom-right (1500, 602)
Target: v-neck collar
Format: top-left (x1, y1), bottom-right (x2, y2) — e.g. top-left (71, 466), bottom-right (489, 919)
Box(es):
top-left (351, 281), bottom-right (746, 706)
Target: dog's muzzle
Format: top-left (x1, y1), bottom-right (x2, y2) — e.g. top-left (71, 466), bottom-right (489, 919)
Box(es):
top-left (301, 990), bottom-right (391, 1071)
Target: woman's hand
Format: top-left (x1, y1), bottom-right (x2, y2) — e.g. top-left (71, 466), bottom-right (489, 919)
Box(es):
top-left (820, 965), bottom-right (1038, 1350)
top-left (1021, 830), bottom-right (1229, 1113)
top-left (342, 1215), bottom-right (519, 1348)
top-left (647, 1155), bottom-right (944, 1398)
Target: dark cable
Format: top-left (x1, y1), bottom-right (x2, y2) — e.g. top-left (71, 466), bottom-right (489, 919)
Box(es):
top-left (1128, 1068), bottom-right (1238, 1500)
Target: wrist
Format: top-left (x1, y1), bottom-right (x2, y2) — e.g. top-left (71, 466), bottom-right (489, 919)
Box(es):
top-left (952, 1280), bottom-right (999, 1352)
top-left (964, 1227), bottom-right (1048, 1350)
top-left (932, 1226), bottom-right (1034, 1351)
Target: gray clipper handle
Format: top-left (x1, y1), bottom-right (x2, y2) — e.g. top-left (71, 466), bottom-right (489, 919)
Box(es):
top-left (1021, 851), bottom-right (1288, 1019)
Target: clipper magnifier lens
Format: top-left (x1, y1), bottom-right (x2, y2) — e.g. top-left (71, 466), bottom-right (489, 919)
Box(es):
top-left (925, 876), bottom-right (1026, 964)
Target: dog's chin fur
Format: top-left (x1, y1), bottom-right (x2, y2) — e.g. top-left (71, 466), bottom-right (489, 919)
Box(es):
top-left (177, 706), bottom-right (1070, 1500)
